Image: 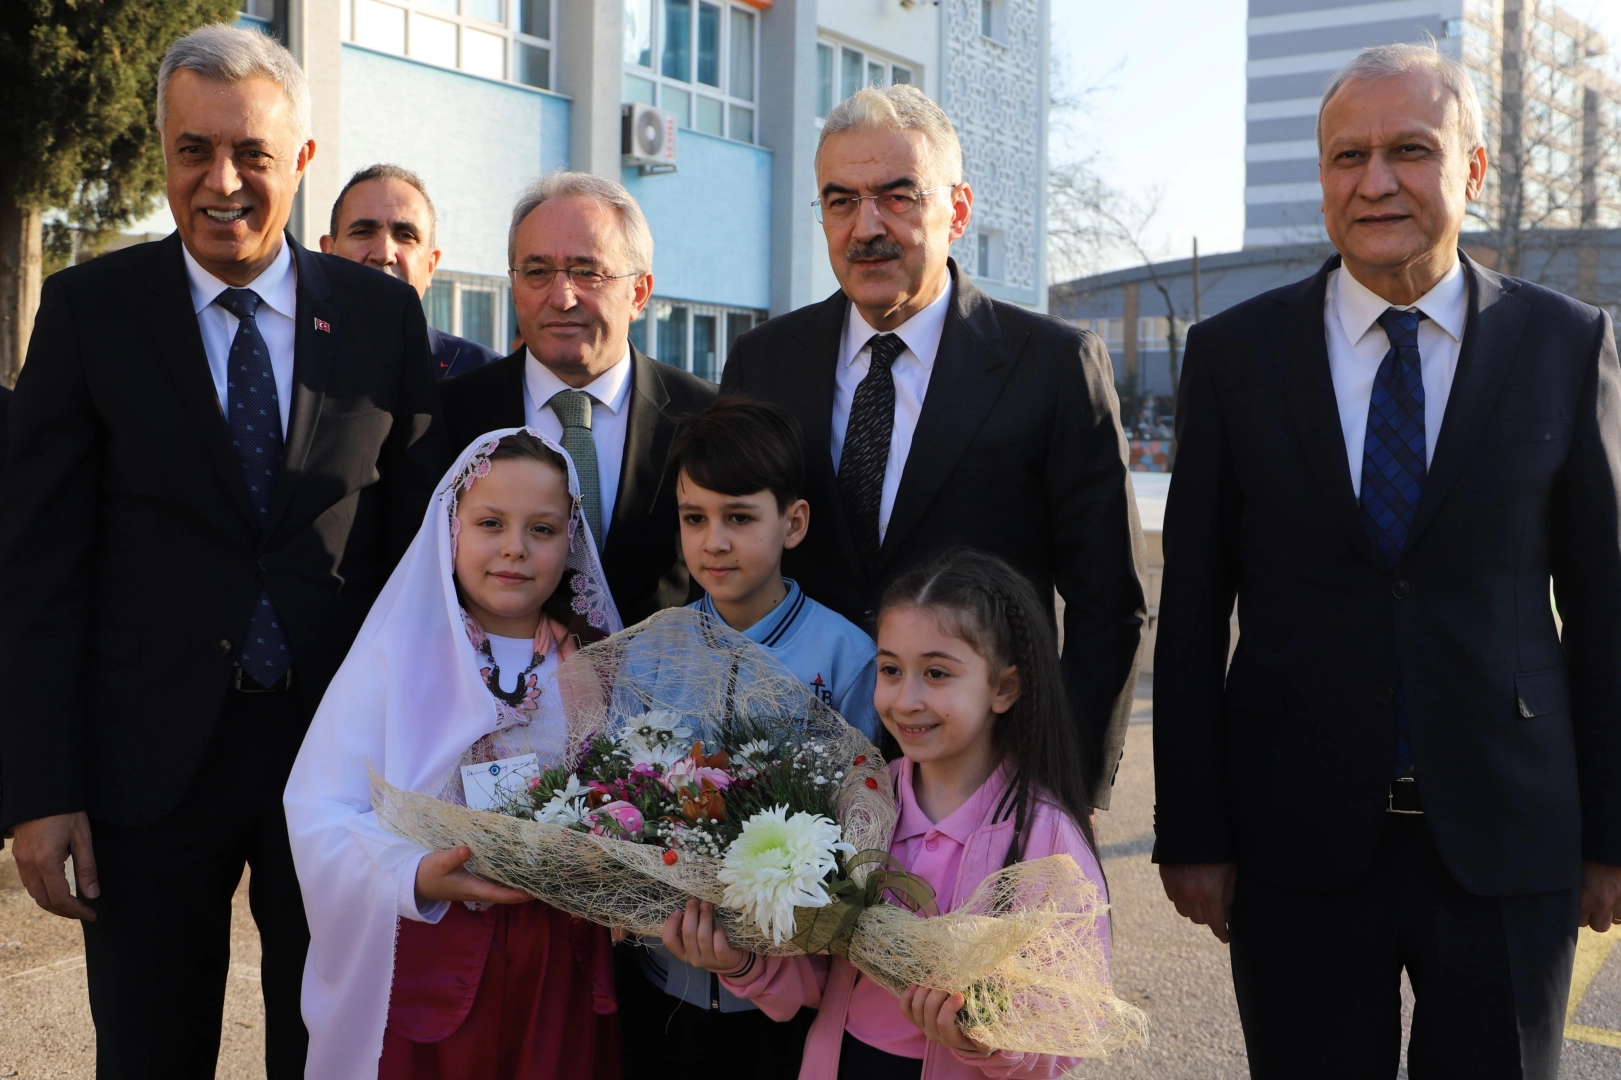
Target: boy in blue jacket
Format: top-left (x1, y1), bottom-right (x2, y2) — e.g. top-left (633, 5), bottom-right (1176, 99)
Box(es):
top-left (622, 395), bottom-right (877, 1080)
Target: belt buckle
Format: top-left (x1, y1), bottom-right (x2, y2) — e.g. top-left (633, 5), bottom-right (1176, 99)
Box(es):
top-left (1387, 775), bottom-right (1423, 815)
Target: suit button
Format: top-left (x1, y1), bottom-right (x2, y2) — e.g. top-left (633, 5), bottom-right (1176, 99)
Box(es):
top-left (218, 638), bottom-right (233, 658)
top-left (1392, 579), bottom-right (1410, 599)
top-left (1375, 684), bottom-right (1394, 706)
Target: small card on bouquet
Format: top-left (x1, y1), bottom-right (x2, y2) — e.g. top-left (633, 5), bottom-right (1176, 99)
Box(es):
top-left (461, 753), bottom-right (540, 811)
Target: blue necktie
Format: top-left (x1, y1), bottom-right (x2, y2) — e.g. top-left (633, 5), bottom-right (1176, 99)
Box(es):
top-left (1359, 306), bottom-right (1427, 775)
top-left (214, 288), bottom-right (290, 685)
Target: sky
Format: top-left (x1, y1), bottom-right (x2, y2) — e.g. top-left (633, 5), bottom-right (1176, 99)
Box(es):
top-left (1050, 0), bottom-right (1621, 273)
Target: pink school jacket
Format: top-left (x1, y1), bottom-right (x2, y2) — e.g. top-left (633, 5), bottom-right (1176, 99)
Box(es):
top-left (723, 760), bottom-right (1111, 1080)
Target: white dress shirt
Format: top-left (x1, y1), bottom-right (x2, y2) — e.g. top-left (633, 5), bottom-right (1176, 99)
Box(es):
top-left (523, 346), bottom-right (633, 534)
top-left (184, 241), bottom-right (297, 436)
top-left (1325, 258), bottom-right (1468, 498)
top-left (830, 279), bottom-right (954, 543)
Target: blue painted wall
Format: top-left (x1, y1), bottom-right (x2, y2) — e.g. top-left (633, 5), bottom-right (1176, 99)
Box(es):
top-left (623, 131), bottom-right (772, 311)
top-left (340, 45), bottom-right (570, 278)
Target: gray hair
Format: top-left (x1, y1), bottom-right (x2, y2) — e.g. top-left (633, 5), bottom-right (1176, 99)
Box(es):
top-left (1318, 42), bottom-right (1485, 153)
top-left (158, 23), bottom-right (312, 143)
top-left (330, 164), bottom-right (437, 246)
top-left (507, 170), bottom-right (654, 275)
top-left (817, 84), bottom-right (964, 187)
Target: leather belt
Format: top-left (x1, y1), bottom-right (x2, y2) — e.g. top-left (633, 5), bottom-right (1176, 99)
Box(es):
top-left (233, 665), bottom-right (295, 694)
top-left (1388, 775), bottom-right (1423, 815)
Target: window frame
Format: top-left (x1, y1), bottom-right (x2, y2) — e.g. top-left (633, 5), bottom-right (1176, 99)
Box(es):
top-left (628, 296), bottom-right (766, 383)
top-left (343, 0), bottom-right (555, 93)
top-left (424, 270), bottom-right (512, 353)
top-left (623, 0), bottom-right (760, 145)
top-left (813, 36), bottom-right (919, 121)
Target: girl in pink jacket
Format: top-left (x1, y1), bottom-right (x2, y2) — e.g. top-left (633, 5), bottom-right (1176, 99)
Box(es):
top-left (664, 549), bottom-right (1111, 1080)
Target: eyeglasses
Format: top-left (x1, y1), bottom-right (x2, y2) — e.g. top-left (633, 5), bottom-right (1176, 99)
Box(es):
top-left (508, 265), bottom-right (640, 292)
top-left (811, 185), bottom-right (954, 224)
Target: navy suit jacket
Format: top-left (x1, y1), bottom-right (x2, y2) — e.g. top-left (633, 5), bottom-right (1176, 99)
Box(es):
top-left (429, 326), bottom-right (502, 380)
top-left (1153, 252), bottom-right (1621, 895)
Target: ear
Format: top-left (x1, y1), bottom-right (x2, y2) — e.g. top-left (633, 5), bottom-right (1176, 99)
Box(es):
top-left (948, 182), bottom-right (973, 244)
top-left (1465, 144), bottom-right (1488, 202)
top-left (630, 270), bottom-right (655, 318)
top-left (781, 498), bottom-right (811, 550)
top-left (428, 247), bottom-right (443, 274)
top-left (294, 138), bottom-right (316, 179)
top-left (990, 664), bottom-right (1020, 715)
top-left (318, 234), bottom-right (334, 254)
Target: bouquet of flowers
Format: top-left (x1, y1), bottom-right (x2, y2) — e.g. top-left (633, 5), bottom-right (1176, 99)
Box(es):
top-left (374, 609), bottom-right (1145, 1060)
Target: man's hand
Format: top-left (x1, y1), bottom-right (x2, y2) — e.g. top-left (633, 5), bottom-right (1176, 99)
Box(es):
top-left (1159, 861), bottom-right (1237, 944)
top-left (13, 812), bottom-right (99, 921)
top-left (413, 846), bottom-right (530, 908)
top-left (1579, 861), bottom-right (1621, 932)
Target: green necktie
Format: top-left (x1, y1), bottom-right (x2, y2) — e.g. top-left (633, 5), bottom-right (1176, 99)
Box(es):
top-left (548, 389), bottom-right (604, 549)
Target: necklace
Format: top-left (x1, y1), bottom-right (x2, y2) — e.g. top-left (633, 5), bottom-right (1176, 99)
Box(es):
top-left (478, 636), bottom-right (547, 709)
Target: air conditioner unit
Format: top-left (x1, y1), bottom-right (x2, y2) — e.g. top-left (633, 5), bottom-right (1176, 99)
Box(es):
top-left (622, 103), bottom-right (678, 172)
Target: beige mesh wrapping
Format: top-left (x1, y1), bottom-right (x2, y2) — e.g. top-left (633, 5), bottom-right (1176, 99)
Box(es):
top-left (374, 609), bottom-right (1146, 1061)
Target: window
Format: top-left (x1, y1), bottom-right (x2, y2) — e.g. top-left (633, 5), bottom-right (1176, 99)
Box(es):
top-left (423, 270), bottom-right (511, 351)
top-left (980, 0), bottom-right (1007, 43)
top-left (240, 0), bottom-right (276, 25)
top-left (624, 0), bottom-right (757, 143)
top-left (818, 39), bottom-right (919, 116)
top-left (344, 0), bottom-right (552, 91)
top-left (975, 229), bottom-right (1004, 281)
top-left (630, 298), bottom-right (766, 383)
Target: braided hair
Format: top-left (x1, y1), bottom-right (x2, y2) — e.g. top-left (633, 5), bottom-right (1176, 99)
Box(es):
top-left (878, 548), bottom-right (1099, 870)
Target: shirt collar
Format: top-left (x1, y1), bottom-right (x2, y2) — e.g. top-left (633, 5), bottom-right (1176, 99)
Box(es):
top-left (525, 345), bottom-right (634, 414)
top-left (1334, 255), bottom-right (1467, 349)
top-left (182, 237), bottom-right (296, 321)
top-left (695, 578), bottom-right (804, 644)
top-left (842, 277), bottom-right (955, 372)
top-left (892, 755), bottom-right (1015, 845)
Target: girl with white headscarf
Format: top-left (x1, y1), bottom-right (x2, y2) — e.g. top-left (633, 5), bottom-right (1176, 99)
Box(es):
top-left (285, 429), bottom-right (624, 1080)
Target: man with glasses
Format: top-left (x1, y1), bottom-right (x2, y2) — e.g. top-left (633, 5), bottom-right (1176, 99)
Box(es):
top-left (440, 170), bottom-right (715, 624)
top-left (721, 84), bottom-right (1145, 813)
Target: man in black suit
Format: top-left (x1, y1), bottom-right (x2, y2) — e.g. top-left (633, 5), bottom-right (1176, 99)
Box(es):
top-left (721, 85), bottom-right (1144, 808)
top-left (0, 384), bottom-right (10, 473)
top-left (1153, 45), bottom-right (1621, 1078)
top-left (0, 26), bottom-right (443, 1079)
top-left (320, 162), bottom-right (501, 379)
top-left (441, 171), bottom-right (715, 626)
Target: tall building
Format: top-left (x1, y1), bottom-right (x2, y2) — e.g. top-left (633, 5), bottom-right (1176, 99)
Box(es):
top-left (1244, 0), bottom-right (1621, 249)
top-left (184, 0), bottom-right (1050, 381)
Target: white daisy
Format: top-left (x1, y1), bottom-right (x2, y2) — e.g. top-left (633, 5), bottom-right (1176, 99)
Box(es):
top-left (717, 804), bottom-right (854, 945)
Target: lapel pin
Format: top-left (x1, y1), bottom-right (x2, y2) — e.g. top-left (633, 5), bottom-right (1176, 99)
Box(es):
top-left (314, 317), bottom-right (332, 333)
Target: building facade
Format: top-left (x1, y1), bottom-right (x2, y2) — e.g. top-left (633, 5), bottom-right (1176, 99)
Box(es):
top-left (1245, 0), bottom-right (1621, 248)
top-left (217, 0), bottom-right (1048, 382)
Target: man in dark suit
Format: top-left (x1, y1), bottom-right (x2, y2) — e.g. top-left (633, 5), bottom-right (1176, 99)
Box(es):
top-left (1153, 45), bottom-right (1621, 1078)
top-left (320, 162), bottom-right (502, 379)
top-left (0, 27), bottom-right (443, 1079)
top-left (0, 384), bottom-right (10, 473)
top-left (441, 171), bottom-right (715, 625)
top-left (721, 85), bottom-right (1144, 808)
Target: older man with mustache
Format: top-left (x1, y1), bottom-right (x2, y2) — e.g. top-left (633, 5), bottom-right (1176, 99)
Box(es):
top-left (721, 84), bottom-right (1145, 811)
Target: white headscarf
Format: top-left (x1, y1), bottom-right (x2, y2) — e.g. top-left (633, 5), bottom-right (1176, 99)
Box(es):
top-left (284, 428), bottom-right (621, 1080)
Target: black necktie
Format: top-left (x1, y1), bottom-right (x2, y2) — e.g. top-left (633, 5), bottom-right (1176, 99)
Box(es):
top-left (838, 333), bottom-right (905, 568)
top-left (214, 287), bottom-right (291, 685)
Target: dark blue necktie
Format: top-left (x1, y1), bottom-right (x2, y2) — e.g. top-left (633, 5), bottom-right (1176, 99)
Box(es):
top-left (214, 288), bottom-right (290, 685)
top-left (1359, 306), bottom-right (1427, 775)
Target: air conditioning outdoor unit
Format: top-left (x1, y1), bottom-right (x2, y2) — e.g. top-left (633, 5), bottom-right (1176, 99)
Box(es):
top-left (622, 103), bottom-right (678, 173)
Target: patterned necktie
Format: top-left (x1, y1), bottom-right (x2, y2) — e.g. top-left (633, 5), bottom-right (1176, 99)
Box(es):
top-left (1359, 306), bottom-right (1427, 776)
top-left (838, 333), bottom-right (905, 568)
top-left (549, 389), bottom-right (603, 548)
top-left (214, 287), bottom-right (290, 685)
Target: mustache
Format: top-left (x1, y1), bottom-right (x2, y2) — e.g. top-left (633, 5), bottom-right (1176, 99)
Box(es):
top-left (376, 263), bottom-right (404, 280)
top-left (844, 237), bottom-right (904, 262)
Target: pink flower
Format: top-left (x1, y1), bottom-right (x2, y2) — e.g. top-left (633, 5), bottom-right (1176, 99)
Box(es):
top-left (588, 800), bottom-right (645, 837)
top-left (662, 755), bottom-right (732, 793)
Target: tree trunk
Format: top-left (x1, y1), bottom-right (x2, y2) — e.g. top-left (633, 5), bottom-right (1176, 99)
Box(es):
top-left (0, 193), bottom-right (44, 389)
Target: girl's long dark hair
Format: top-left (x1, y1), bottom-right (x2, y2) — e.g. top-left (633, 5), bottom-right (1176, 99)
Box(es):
top-left (879, 548), bottom-right (1099, 869)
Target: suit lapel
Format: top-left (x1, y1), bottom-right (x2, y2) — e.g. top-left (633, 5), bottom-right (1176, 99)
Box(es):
top-left (1405, 255), bottom-right (1529, 547)
top-left (144, 234), bottom-right (259, 528)
top-left (604, 347), bottom-right (671, 561)
top-left (878, 267), bottom-right (1020, 568)
top-left (1273, 255), bottom-right (1385, 566)
top-left (265, 237), bottom-right (338, 536)
top-left (788, 290), bottom-right (863, 577)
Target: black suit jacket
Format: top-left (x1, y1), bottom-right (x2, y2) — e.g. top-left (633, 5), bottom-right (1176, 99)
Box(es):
top-left (439, 344), bottom-right (716, 625)
top-left (1153, 252), bottom-right (1621, 895)
top-left (0, 232), bottom-right (445, 829)
top-left (0, 385), bottom-right (10, 475)
top-left (429, 326), bottom-right (502, 380)
top-left (721, 261), bottom-right (1146, 808)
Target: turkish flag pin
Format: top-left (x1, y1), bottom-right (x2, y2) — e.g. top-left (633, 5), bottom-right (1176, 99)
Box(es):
top-left (314, 318), bottom-right (331, 333)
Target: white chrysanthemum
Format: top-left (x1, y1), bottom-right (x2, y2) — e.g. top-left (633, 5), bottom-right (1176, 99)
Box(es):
top-left (718, 805), bottom-right (854, 944)
top-left (619, 710), bottom-right (694, 769)
top-left (536, 774), bottom-right (588, 825)
top-left (734, 739), bottom-right (773, 766)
